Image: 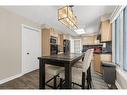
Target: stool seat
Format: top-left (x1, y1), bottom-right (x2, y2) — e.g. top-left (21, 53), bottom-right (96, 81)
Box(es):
top-left (46, 65), bottom-right (64, 76)
top-left (59, 67), bottom-right (83, 85)
top-left (73, 61), bottom-right (83, 68)
top-left (45, 65), bottom-right (64, 89)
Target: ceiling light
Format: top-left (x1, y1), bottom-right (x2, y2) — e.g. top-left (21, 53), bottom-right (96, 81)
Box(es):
top-left (74, 29), bottom-right (86, 35)
top-left (58, 6), bottom-right (78, 29)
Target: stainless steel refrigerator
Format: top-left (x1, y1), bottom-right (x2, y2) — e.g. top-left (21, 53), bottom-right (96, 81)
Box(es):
top-left (63, 39), bottom-right (70, 54)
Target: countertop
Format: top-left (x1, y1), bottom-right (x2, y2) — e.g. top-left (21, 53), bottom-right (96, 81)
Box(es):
top-left (94, 52), bottom-right (112, 54)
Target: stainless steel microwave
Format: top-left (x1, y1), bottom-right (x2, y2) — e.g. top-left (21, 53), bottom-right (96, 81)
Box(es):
top-left (50, 36), bottom-right (57, 44)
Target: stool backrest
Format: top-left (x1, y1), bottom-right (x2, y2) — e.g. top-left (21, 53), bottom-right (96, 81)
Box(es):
top-left (83, 49), bottom-right (94, 72)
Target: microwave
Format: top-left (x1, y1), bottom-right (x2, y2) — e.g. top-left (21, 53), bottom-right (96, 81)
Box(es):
top-left (50, 36), bottom-right (57, 44)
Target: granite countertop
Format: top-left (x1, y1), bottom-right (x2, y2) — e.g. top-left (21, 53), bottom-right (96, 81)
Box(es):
top-left (94, 52), bottom-right (112, 54)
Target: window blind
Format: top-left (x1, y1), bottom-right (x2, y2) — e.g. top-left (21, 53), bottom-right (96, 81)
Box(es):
top-left (115, 16), bottom-right (120, 65)
top-left (123, 7), bottom-right (127, 71)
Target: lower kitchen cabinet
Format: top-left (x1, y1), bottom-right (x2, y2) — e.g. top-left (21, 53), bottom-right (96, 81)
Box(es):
top-left (94, 54), bottom-right (112, 74)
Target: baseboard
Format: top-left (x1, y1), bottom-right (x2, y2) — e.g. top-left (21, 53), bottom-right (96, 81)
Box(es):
top-left (115, 80), bottom-right (122, 89)
top-left (22, 67), bottom-right (39, 75)
top-left (0, 73), bottom-right (23, 85)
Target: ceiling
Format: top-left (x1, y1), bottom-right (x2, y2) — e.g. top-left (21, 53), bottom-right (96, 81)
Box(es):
top-left (3, 6), bottom-right (116, 36)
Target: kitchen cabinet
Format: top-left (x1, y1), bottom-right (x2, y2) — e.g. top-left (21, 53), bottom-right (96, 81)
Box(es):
top-left (81, 36), bottom-right (97, 45)
top-left (41, 28), bottom-right (51, 56)
top-left (59, 34), bottom-right (64, 51)
top-left (101, 20), bottom-right (112, 42)
top-left (94, 54), bottom-right (112, 74)
top-left (101, 54), bottom-right (112, 61)
top-left (41, 28), bottom-right (64, 56)
top-left (63, 34), bottom-right (70, 40)
top-left (94, 54), bottom-right (101, 73)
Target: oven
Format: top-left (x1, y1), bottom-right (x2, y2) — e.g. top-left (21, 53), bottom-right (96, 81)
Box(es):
top-left (50, 44), bottom-right (58, 55)
top-left (50, 36), bottom-right (57, 44)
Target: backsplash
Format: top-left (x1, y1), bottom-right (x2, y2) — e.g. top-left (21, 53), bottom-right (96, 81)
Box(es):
top-left (82, 45), bottom-right (103, 53)
top-left (82, 42), bottom-right (112, 53)
top-left (102, 42), bottom-right (112, 53)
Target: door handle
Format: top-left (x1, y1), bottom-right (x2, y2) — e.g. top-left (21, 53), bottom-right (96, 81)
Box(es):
top-left (27, 53), bottom-right (29, 55)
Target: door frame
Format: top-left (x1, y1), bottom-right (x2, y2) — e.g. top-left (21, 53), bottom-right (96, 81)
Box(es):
top-left (74, 39), bottom-right (82, 53)
top-left (21, 24), bottom-right (41, 74)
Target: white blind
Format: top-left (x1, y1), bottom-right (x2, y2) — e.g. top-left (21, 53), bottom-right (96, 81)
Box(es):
top-left (112, 22), bottom-right (115, 63)
top-left (123, 7), bottom-right (127, 71)
top-left (115, 16), bottom-right (120, 65)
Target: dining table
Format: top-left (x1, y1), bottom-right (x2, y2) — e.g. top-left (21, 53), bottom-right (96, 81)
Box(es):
top-left (38, 53), bottom-right (85, 89)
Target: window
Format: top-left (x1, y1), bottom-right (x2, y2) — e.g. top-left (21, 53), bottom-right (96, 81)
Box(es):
top-left (123, 7), bottom-right (127, 71)
top-left (114, 6), bottom-right (127, 71)
top-left (115, 16), bottom-right (120, 65)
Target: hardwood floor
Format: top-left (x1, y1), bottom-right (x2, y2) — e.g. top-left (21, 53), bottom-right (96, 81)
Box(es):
top-left (0, 63), bottom-right (111, 89)
top-left (0, 70), bottom-right (39, 89)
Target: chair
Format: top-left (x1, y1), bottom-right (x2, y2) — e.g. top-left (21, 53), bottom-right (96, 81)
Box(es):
top-left (73, 52), bottom-right (85, 68)
top-left (73, 59), bottom-right (83, 68)
top-left (45, 65), bottom-right (64, 89)
top-left (59, 49), bottom-right (94, 89)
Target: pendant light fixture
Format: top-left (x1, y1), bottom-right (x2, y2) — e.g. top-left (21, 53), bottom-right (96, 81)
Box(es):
top-left (58, 6), bottom-right (78, 29)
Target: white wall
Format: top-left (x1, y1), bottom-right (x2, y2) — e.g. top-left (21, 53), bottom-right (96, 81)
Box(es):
top-left (116, 68), bottom-right (127, 89)
top-left (0, 7), bottom-right (40, 82)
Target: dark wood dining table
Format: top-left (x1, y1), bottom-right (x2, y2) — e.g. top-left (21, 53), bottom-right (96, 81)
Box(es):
top-left (38, 53), bottom-right (85, 89)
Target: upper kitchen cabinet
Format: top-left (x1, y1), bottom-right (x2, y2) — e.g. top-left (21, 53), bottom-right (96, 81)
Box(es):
top-left (100, 20), bottom-right (112, 42)
top-left (41, 28), bottom-right (64, 56)
top-left (63, 34), bottom-right (71, 40)
top-left (81, 36), bottom-right (97, 45)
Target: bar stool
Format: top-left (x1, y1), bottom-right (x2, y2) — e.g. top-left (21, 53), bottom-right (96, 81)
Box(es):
top-left (45, 65), bottom-right (64, 89)
top-left (59, 49), bottom-right (94, 89)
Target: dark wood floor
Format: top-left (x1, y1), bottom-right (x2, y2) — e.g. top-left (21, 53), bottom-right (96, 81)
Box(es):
top-left (0, 69), bottom-right (108, 89)
top-left (0, 70), bottom-right (39, 89)
top-left (0, 64), bottom-right (111, 89)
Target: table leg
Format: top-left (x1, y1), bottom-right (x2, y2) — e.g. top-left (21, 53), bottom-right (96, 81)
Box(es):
top-left (39, 59), bottom-right (45, 89)
top-left (64, 63), bottom-right (72, 89)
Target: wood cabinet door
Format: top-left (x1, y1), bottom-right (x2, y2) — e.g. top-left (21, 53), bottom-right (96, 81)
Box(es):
top-left (101, 20), bottom-right (112, 42)
top-left (101, 54), bottom-right (112, 61)
top-left (41, 28), bottom-right (50, 56)
top-left (94, 54), bottom-right (101, 73)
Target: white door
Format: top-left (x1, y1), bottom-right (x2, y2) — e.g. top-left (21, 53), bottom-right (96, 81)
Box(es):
top-left (74, 39), bottom-right (82, 53)
top-left (22, 25), bottom-right (41, 74)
